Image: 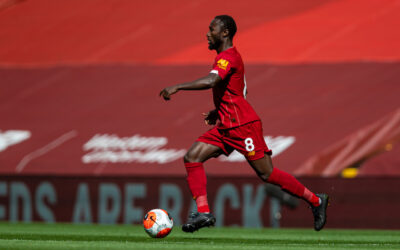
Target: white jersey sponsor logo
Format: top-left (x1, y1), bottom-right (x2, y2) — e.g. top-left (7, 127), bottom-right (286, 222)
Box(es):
top-left (0, 130), bottom-right (31, 152)
top-left (82, 134), bottom-right (186, 164)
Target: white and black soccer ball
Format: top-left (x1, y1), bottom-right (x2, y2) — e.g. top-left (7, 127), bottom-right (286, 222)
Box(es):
top-left (143, 209), bottom-right (173, 238)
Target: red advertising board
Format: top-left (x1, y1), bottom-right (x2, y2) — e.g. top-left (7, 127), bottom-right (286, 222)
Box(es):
top-left (1, 175), bottom-right (400, 229)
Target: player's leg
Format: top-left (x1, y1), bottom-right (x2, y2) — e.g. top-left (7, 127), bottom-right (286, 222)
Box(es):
top-left (247, 154), bottom-right (329, 231)
top-left (182, 140), bottom-right (224, 232)
top-left (184, 141), bottom-right (223, 214)
top-left (248, 154), bottom-right (320, 206)
top-left (226, 121), bottom-right (329, 230)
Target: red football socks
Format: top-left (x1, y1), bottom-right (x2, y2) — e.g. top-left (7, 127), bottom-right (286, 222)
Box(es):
top-left (303, 187), bottom-right (321, 207)
top-left (267, 167), bottom-right (320, 207)
top-left (184, 162), bottom-right (210, 213)
top-left (195, 195), bottom-right (210, 213)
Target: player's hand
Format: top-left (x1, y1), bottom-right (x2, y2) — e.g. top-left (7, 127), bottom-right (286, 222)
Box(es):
top-left (159, 86), bottom-right (178, 101)
top-left (202, 110), bottom-right (219, 125)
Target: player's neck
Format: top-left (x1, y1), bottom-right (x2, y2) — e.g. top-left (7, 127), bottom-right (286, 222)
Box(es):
top-left (216, 41), bottom-right (233, 54)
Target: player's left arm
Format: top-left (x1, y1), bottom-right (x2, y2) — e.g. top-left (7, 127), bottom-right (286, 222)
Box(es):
top-left (159, 73), bottom-right (222, 101)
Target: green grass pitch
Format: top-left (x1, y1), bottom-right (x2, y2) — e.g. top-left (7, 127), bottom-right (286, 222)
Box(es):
top-left (0, 222), bottom-right (399, 250)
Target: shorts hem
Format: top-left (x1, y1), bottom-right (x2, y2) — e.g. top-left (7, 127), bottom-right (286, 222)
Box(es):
top-left (246, 150), bottom-right (273, 161)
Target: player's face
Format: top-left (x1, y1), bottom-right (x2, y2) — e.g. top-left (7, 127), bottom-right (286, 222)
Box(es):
top-left (207, 19), bottom-right (224, 50)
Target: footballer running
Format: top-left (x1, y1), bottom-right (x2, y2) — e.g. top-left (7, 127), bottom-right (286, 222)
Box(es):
top-left (160, 15), bottom-right (329, 232)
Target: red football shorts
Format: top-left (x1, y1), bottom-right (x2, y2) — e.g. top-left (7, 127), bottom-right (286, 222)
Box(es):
top-left (196, 120), bottom-right (272, 161)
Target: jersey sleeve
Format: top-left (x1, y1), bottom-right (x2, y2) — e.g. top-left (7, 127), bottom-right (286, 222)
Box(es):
top-left (210, 56), bottom-right (234, 80)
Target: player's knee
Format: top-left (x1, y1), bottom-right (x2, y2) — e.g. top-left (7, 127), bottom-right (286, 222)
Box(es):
top-left (184, 151), bottom-right (198, 163)
top-left (183, 153), bottom-right (191, 163)
top-left (258, 172), bottom-right (271, 182)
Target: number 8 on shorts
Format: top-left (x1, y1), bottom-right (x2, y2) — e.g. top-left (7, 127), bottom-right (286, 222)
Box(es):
top-left (244, 138), bottom-right (255, 152)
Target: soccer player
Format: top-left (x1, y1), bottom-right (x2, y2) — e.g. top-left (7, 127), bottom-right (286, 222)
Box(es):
top-left (159, 15), bottom-right (329, 232)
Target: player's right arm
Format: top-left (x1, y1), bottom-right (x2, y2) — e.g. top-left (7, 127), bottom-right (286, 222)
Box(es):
top-left (159, 73), bottom-right (221, 101)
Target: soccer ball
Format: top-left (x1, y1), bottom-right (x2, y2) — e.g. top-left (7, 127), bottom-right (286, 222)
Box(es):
top-left (143, 209), bottom-right (173, 238)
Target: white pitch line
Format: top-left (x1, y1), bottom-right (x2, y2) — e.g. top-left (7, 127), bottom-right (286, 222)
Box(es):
top-left (15, 130), bottom-right (78, 173)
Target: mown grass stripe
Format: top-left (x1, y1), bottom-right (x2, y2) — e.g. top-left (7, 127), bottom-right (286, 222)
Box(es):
top-left (0, 223), bottom-right (399, 250)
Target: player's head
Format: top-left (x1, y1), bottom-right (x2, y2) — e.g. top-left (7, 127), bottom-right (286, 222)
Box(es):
top-left (215, 15), bottom-right (237, 39)
top-left (207, 15), bottom-right (237, 50)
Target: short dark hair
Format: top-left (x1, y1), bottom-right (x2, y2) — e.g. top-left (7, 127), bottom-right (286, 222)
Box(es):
top-left (215, 15), bottom-right (237, 39)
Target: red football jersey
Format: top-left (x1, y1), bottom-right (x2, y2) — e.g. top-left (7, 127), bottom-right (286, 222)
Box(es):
top-left (210, 47), bottom-right (260, 129)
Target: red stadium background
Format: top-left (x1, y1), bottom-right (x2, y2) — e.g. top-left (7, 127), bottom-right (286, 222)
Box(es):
top-left (1, 0), bottom-right (400, 228)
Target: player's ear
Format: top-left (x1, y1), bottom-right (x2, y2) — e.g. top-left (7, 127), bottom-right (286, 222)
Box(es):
top-left (222, 28), bottom-right (229, 38)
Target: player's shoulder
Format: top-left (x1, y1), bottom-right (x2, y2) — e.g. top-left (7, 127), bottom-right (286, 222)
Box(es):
top-left (215, 47), bottom-right (242, 67)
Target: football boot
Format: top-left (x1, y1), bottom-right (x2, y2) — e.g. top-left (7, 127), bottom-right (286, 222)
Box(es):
top-left (182, 212), bottom-right (216, 233)
top-left (311, 193), bottom-right (329, 231)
